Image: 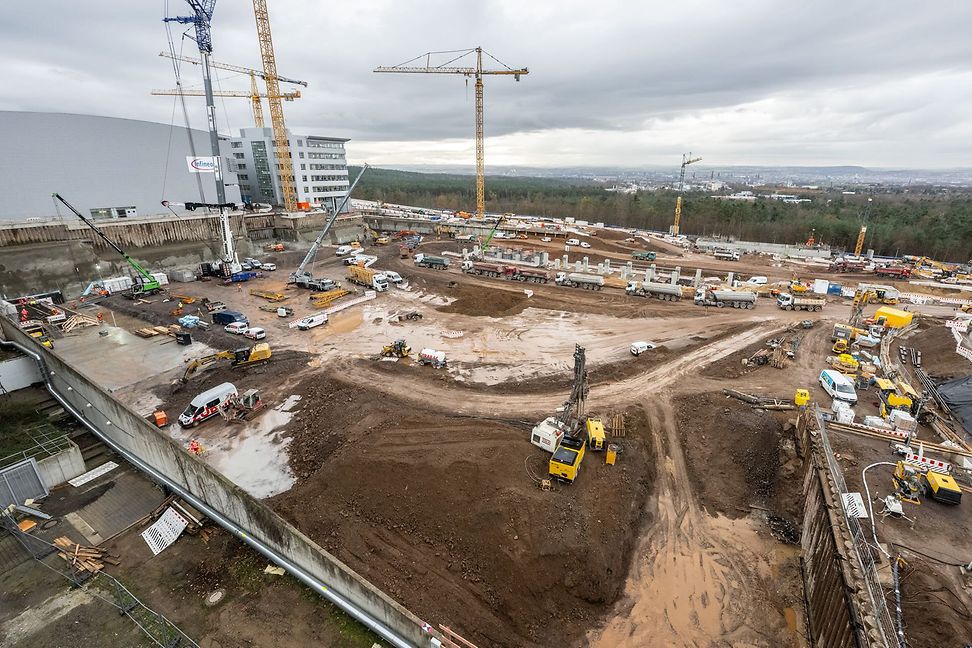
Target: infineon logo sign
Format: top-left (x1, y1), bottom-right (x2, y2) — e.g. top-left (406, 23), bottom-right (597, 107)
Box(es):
top-left (185, 156), bottom-right (218, 173)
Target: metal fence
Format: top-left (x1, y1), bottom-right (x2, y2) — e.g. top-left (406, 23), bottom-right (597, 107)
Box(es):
top-left (815, 409), bottom-right (905, 648)
top-left (0, 426), bottom-right (74, 470)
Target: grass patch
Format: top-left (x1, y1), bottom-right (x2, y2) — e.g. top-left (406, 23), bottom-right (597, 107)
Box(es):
top-left (0, 402), bottom-right (53, 460)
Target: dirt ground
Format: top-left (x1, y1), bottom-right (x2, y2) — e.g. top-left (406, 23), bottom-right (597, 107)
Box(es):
top-left (269, 372), bottom-right (654, 648)
top-left (899, 317), bottom-right (972, 380)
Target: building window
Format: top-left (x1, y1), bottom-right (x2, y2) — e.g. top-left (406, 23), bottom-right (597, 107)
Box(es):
top-left (237, 163), bottom-right (246, 170)
top-left (302, 175), bottom-right (307, 181)
top-left (238, 174), bottom-right (249, 180)
top-left (233, 153), bottom-right (245, 159)
top-left (300, 164), bottom-right (306, 170)
top-left (303, 186), bottom-right (309, 193)
top-left (299, 152), bottom-right (304, 159)
top-left (297, 140), bottom-right (303, 147)
top-left (231, 141), bottom-right (242, 148)
top-left (90, 206), bottom-right (136, 219)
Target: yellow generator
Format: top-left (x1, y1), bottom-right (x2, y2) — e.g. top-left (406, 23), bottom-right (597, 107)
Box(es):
top-left (922, 471), bottom-right (962, 505)
top-left (549, 436), bottom-right (586, 483)
top-left (585, 417), bottom-right (606, 451)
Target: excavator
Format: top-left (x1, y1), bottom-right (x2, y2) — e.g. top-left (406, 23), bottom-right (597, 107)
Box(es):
top-left (181, 343), bottom-right (272, 383)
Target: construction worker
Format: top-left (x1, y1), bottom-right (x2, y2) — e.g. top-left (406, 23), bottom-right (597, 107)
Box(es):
top-left (20, 308), bottom-right (28, 323)
top-left (188, 439), bottom-right (203, 456)
top-left (97, 312), bottom-right (104, 325)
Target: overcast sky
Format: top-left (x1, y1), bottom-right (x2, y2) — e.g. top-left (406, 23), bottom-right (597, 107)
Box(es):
top-left (2, 1), bottom-right (971, 168)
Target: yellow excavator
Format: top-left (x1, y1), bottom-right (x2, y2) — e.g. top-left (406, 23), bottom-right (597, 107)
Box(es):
top-left (181, 343), bottom-right (272, 383)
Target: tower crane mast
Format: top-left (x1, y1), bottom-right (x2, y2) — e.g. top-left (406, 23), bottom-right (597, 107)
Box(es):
top-left (671, 153), bottom-right (701, 236)
top-left (375, 47), bottom-right (528, 219)
top-left (854, 198), bottom-right (873, 257)
top-left (252, 0), bottom-right (298, 213)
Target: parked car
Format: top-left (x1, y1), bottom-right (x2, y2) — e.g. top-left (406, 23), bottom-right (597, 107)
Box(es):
top-left (240, 262), bottom-right (253, 271)
top-left (383, 270), bottom-right (404, 284)
top-left (297, 314), bottom-right (328, 330)
top-left (335, 245), bottom-right (354, 255)
top-left (344, 256), bottom-right (363, 266)
top-left (630, 341), bottom-right (657, 356)
top-left (179, 382), bottom-right (238, 428)
top-left (243, 327), bottom-right (266, 340)
top-left (224, 322), bottom-right (249, 335)
top-left (541, 236), bottom-right (552, 242)
top-left (745, 276), bottom-right (768, 285)
top-left (259, 262), bottom-right (276, 271)
top-left (819, 369), bottom-right (858, 404)
top-left (212, 310), bottom-right (247, 326)
top-left (566, 238), bottom-right (581, 246)
top-left (580, 241), bottom-right (592, 248)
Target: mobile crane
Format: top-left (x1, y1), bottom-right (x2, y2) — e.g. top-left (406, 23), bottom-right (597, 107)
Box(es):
top-left (52, 193), bottom-right (162, 297)
top-left (289, 165), bottom-right (369, 288)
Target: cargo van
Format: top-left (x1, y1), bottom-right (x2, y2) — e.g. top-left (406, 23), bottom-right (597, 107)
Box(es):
top-left (296, 313), bottom-right (328, 330)
top-left (212, 310), bottom-right (247, 326)
top-left (566, 238), bottom-right (580, 246)
top-left (819, 369), bottom-right (857, 404)
top-left (179, 382), bottom-right (237, 427)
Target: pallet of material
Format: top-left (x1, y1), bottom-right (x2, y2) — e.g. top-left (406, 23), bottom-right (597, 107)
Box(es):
top-left (53, 536), bottom-right (120, 574)
top-left (250, 290), bottom-right (288, 302)
top-left (62, 314), bottom-right (100, 332)
top-left (133, 328), bottom-right (160, 338)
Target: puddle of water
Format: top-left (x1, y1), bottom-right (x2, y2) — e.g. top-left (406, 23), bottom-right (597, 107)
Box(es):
top-left (279, 394), bottom-right (302, 411)
top-left (206, 407), bottom-right (296, 499)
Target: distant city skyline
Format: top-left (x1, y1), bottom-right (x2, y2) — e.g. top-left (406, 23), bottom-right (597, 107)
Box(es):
top-left (2, 2), bottom-right (971, 168)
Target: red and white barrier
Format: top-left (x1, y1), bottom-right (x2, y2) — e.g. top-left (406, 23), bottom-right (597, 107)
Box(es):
top-left (904, 453), bottom-right (952, 474)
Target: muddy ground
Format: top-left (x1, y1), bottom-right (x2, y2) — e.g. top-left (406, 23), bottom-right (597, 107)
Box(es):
top-left (270, 373), bottom-right (655, 648)
top-left (673, 392), bottom-right (804, 523)
top-left (900, 318), bottom-right (972, 380)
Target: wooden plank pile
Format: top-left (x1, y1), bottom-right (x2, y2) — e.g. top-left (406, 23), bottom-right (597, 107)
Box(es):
top-left (133, 325), bottom-right (182, 338)
top-left (53, 536), bottom-right (119, 574)
top-left (62, 313), bottom-right (100, 332)
top-left (311, 288), bottom-right (350, 308)
top-left (250, 290), bottom-right (288, 302)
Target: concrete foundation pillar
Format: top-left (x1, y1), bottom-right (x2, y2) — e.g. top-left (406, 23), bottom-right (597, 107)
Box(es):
top-left (647, 264), bottom-right (656, 282)
top-left (672, 266), bottom-right (681, 285)
top-left (604, 258), bottom-right (611, 271)
top-left (540, 252), bottom-right (549, 266)
top-left (575, 261), bottom-right (582, 272)
top-left (553, 258), bottom-right (561, 270)
top-left (563, 254), bottom-right (569, 267)
top-left (582, 256), bottom-right (590, 271)
top-left (596, 263), bottom-right (605, 274)
top-left (694, 268), bottom-right (703, 287)
top-left (727, 271), bottom-right (735, 286)
top-left (620, 267), bottom-right (630, 280)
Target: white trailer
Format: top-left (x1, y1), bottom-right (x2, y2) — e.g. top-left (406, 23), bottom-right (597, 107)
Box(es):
top-left (694, 288), bottom-right (757, 309)
top-left (625, 281), bottom-right (682, 301)
top-left (555, 272), bottom-right (604, 290)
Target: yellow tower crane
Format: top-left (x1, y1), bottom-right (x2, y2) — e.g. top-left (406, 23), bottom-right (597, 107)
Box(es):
top-left (671, 153), bottom-right (702, 236)
top-left (252, 0), bottom-right (298, 212)
top-left (375, 47), bottom-right (528, 219)
top-left (155, 51), bottom-right (306, 128)
top-left (853, 197), bottom-right (873, 257)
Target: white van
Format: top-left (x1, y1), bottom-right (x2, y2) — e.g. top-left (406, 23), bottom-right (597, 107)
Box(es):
top-left (297, 313), bottom-right (328, 330)
top-left (745, 276), bottom-right (768, 285)
top-left (383, 271), bottom-right (403, 284)
top-left (630, 341), bottom-right (657, 356)
top-left (335, 245), bottom-right (354, 256)
top-left (819, 369), bottom-right (857, 404)
top-left (179, 382), bottom-right (237, 427)
top-left (566, 238), bottom-right (581, 246)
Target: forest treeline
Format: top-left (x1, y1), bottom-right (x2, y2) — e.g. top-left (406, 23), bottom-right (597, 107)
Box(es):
top-left (351, 166), bottom-right (972, 261)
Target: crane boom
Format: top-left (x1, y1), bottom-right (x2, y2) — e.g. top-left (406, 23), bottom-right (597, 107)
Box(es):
top-left (158, 51), bottom-right (308, 86)
top-left (375, 47), bottom-right (528, 219)
top-left (252, 0), bottom-right (297, 213)
top-left (151, 88), bottom-right (301, 99)
top-left (854, 198), bottom-right (873, 257)
top-left (52, 193), bottom-right (162, 296)
top-left (291, 165), bottom-right (369, 281)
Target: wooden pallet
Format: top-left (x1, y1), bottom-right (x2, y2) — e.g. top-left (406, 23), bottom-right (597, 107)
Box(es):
top-left (610, 413), bottom-right (626, 438)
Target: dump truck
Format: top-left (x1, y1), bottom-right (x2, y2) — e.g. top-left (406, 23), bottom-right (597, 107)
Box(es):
top-left (414, 253), bottom-right (449, 269)
top-left (461, 260), bottom-right (505, 277)
top-left (713, 249), bottom-right (740, 261)
top-left (625, 280), bottom-right (682, 301)
top-left (694, 287), bottom-right (757, 309)
top-left (555, 272), bottom-right (604, 290)
top-left (875, 266), bottom-right (912, 279)
top-left (631, 251), bottom-right (656, 261)
top-left (777, 293), bottom-right (825, 311)
top-left (346, 265), bottom-right (388, 291)
top-left (506, 267), bottom-right (551, 283)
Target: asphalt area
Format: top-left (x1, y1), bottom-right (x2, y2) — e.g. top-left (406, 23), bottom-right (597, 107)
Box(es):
top-left (43, 230), bottom-right (972, 647)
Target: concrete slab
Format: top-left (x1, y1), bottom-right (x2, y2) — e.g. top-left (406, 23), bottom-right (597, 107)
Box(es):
top-left (72, 471), bottom-right (162, 544)
top-left (53, 325), bottom-right (214, 392)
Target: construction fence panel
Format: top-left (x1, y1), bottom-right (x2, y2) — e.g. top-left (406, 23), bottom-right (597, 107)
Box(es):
top-left (0, 458), bottom-right (48, 509)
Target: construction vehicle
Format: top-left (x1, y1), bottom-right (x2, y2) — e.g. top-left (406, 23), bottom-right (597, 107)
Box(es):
top-left (478, 215), bottom-right (507, 254)
top-left (631, 251), bottom-right (656, 261)
top-left (546, 345), bottom-right (590, 483)
top-left (21, 322), bottom-right (54, 349)
top-left (872, 306), bottom-right (914, 329)
top-left (181, 343), bottom-right (272, 383)
top-left (694, 287), bottom-right (757, 309)
top-left (853, 198), bottom-right (872, 257)
top-left (375, 48), bottom-right (528, 219)
top-left (289, 165), bottom-right (369, 287)
top-left (625, 280), bottom-right (682, 301)
top-left (379, 339), bottom-right (411, 358)
top-left (849, 288), bottom-right (873, 328)
top-left (713, 249), bottom-right (740, 262)
top-left (53, 193), bottom-right (162, 297)
top-left (832, 339), bottom-right (849, 354)
top-left (670, 153), bottom-right (702, 236)
top-left (892, 461), bottom-right (923, 505)
top-left (461, 260), bottom-right (506, 277)
top-left (555, 272), bottom-right (604, 290)
top-left (219, 389), bottom-right (267, 423)
top-left (875, 266), bottom-right (912, 279)
top-left (264, 243), bottom-right (285, 252)
top-left (777, 293), bottom-right (825, 311)
top-left (414, 254), bottom-right (450, 270)
top-left (505, 267), bottom-right (551, 283)
top-left (460, 260), bottom-right (551, 284)
top-left (829, 257), bottom-right (870, 273)
top-left (805, 229), bottom-right (816, 247)
top-left (417, 348), bottom-right (447, 368)
top-left (874, 378), bottom-right (913, 418)
top-left (346, 265), bottom-right (389, 291)
top-left (585, 417), bottom-right (606, 451)
top-left (374, 237), bottom-right (390, 246)
top-left (961, 303), bottom-right (972, 313)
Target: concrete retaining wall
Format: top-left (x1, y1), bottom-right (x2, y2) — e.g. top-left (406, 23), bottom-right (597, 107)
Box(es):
top-left (0, 317), bottom-right (431, 647)
top-left (0, 354), bottom-right (43, 392)
top-left (36, 442), bottom-right (85, 489)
